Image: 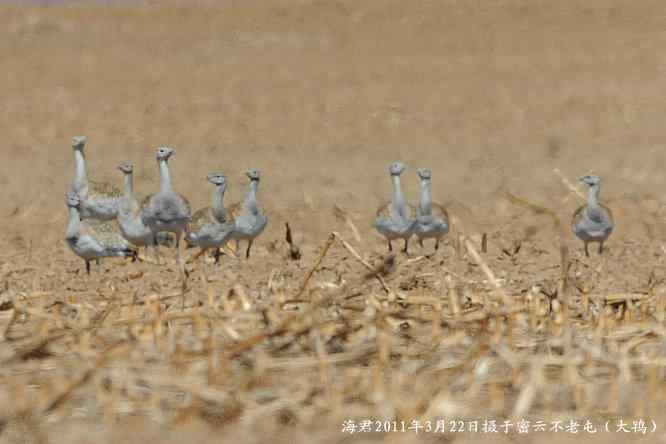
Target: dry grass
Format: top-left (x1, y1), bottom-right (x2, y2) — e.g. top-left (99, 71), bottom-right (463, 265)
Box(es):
top-left (2, 1), bottom-right (666, 442)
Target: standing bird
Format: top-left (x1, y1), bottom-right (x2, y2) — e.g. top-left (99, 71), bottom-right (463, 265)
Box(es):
top-left (65, 192), bottom-right (136, 274)
top-left (571, 175), bottom-right (614, 256)
top-left (140, 147), bottom-right (191, 275)
top-left (414, 168), bottom-right (449, 251)
top-left (116, 161), bottom-right (171, 256)
top-left (185, 172), bottom-right (235, 264)
top-left (375, 162), bottom-right (416, 253)
top-left (228, 170), bottom-right (268, 259)
top-left (70, 136), bottom-right (121, 220)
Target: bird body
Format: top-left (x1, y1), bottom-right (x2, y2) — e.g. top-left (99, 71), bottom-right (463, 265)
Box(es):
top-left (375, 162), bottom-right (416, 252)
top-left (116, 162), bottom-right (172, 252)
top-left (414, 168), bottom-right (449, 250)
top-left (571, 175), bottom-right (614, 256)
top-left (140, 147), bottom-right (191, 237)
top-left (65, 192), bottom-right (135, 273)
top-left (70, 136), bottom-right (121, 221)
top-left (185, 173), bottom-right (235, 263)
top-left (139, 147), bottom-right (191, 276)
top-left (229, 170), bottom-right (267, 258)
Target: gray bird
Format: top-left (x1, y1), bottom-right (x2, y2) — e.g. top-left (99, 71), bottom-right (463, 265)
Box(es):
top-left (228, 170), bottom-right (268, 259)
top-left (116, 161), bottom-right (172, 255)
top-left (69, 136), bottom-right (121, 221)
top-left (140, 147), bottom-right (191, 273)
top-left (375, 162), bottom-right (416, 253)
top-left (185, 172), bottom-right (235, 264)
top-left (65, 191), bottom-right (136, 274)
top-left (571, 175), bottom-right (614, 256)
top-left (414, 168), bottom-right (449, 251)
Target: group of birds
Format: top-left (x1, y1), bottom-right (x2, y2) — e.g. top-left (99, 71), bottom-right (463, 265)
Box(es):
top-left (63, 136), bottom-right (614, 277)
top-left (374, 162), bottom-right (450, 254)
top-left (374, 162), bottom-right (614, 257)
top-left (64, 137), bottom-right (267, 275)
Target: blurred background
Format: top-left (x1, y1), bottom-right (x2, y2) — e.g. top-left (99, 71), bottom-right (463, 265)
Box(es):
top-left (2, 0), bottom-right (666, 248)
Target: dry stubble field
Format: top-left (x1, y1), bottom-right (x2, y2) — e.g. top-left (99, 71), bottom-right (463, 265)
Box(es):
top-left (2, 1), bottom-right (666, 443)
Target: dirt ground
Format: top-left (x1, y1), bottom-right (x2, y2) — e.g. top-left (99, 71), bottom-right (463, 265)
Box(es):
top-left (1, 1), bottom-right (666, 443)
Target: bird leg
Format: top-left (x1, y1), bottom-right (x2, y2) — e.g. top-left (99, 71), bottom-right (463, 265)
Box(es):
top-left (403, 238), bottom-right (409, 254)
top-left (584, 242), bottom-right (590, 257)
top-left (598, 242), bottom-right (604, 255)
top-left (418, 238), bottom-right (424, 248)
top-left (246, 239), bottom-right (254, 259)
top-left (200, 248), bottom-right (211, 282)
top-left (189, 248), bottom-right (206, 263)
top-left (214, 248), bottom-right (221, 264)
top-left (235, 239), bottom-right (241, 258)
top-left (85, 260), bottom-right (91, 275)
top-left (152, 234), bottom-right (162, 264)
top-left (435, 238), bottom-right (440, 250)
top-left (388, 240), bottom-right (393, 252)
top-left (174, 231), bottom-right (188, 304)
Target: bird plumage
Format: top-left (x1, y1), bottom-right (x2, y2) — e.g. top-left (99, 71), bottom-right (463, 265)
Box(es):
top-left (116, 161), bottom-right (172, 253)
top-left (69, 136), bottom-right (121, 221)
top-left (414, 168), bottom-right (449, 251)
top-left (65, 192), bottom-right (136, 273)
top-left (228, 169), bottom-right (267, 259)
top-left (571, 175), bottom-right (614, 256)
top-left (375, 162), bottom-right (417, 253)
top-left (139, 147), bottom-right (191, 277)
top-left (185, 172), bottom-right (235, 263)
top-left (140, 147), bottom-right (191, 235)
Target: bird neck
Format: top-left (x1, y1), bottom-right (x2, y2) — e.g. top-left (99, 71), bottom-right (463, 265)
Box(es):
top-left (586, 184), bottom-right (601, 208)
top-left (123, 172), bottom-right (134, 199)
top-left (391, 175), bottom-right (406, 210)
top-left (419, 179), bottom-right (432, 214)
top-left (66, 206), bottom-right (80, 239)
top-left (244, 180), bottom-right (259, 211)
top-left (73, 149), bottom-right (88, 195)
top-left (158, 159), bottom-right (172, 192)
top-left (118, 173), bottom-right (136, 218)
top-left (212, 184), bottom-right (227, 218)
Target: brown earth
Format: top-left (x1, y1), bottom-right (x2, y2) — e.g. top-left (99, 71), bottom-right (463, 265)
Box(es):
top-left (1, 1), bottom-right (666, 443)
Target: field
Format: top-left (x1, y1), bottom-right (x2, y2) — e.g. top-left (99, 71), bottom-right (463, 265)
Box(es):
top-left (2, 1), bottom-right (666, 442)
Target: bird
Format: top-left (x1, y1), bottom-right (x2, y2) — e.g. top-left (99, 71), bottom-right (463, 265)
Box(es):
top-left (140, 147), bottom-right (191, 275)
top-left (414, 168), bottom-right (450, 251)
top-left (116, 161), bottom-right (172, 256)
top-left (69, 136), bottom-right (122, 221)
top-left (227, 170), bottom-right (268, 259)
top-left (65, 191), bottom-right (136, 274)
top-left (375, 162), bottom-right (417, 253)
top-left (184, 172), bottom-right (235, 264)
top-left (571, 175), bottom-right (614, 257)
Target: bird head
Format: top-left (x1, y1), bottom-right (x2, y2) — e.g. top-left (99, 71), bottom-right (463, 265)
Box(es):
top-left (207, 172), bottom-right (227, 186)
top-left (389, 162), bottom-right (407, 176)
top-left (117, 161), bottom-right (134, 174)
top-left (71, 136), bottom-right (87, 151)
top-left (156, 147), bottom-right (175, 161)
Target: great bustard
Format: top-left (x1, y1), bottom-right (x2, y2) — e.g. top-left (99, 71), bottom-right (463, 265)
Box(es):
top-left (414, 168), bottom-right (449, 251)
top-left (571, 175), bottom-right (614, 256)
top-left (140, 147), bottom-right (191, 275)
top-left (70, 136), bottom-right (122, 220)
top-left (116, 161), bottom-right (171, 256)
top-left (65, 191), bottom-right (136, 274)
top-left (185, 172), bottom-right (236, 264)
top-left (228, 170), bottom-right (267, 259)
top-left (375, 162), bottom-right (416, 253)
